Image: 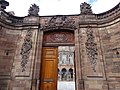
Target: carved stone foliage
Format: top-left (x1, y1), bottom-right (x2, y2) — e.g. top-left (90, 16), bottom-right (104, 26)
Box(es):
top-left (85, 27), bottom-right (98, 72)
top-left (28, 4), bottom-right (39, 16)
top-left (41, 16), bottom-right (76, 29)
top-left (43, 31), bottom-right (74, 43)
top-left (20, 30), bottom-right (32, 72)
top-left (80, 2), bottom-right (93, 14)
top-left (0, 0), bottom-right (9, 10)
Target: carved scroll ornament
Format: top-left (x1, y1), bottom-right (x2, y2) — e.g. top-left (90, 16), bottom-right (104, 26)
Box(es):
top-left (20, 30), bottom-right (32, 72)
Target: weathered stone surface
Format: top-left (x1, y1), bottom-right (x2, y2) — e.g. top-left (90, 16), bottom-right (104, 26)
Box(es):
top-left (0, 1), bottom-right (120, 90)
top-left (84, 80), bottom-right (108, 90)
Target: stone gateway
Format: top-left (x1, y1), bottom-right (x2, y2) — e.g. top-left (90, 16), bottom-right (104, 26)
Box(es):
top-left (0, 0), bottom-right (120, 90)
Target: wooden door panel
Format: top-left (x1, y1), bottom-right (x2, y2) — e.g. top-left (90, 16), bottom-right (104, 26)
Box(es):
top-left (41, 82), bottom-right (54, 90)
top-left (40, 47), bottom-right (58, 90)
top-left (44, 49), bottom-right (57, 59)
top-left (44, 60), bottom-right (54, 79)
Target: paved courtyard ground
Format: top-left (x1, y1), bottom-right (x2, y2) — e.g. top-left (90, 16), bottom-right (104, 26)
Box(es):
top-left (57, 81), bottom-right (75, 90)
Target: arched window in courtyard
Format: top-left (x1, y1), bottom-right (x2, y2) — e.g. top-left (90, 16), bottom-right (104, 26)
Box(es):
top-left (69, 68), bottom-right (73, 81)
top-left (61, 68), bottom-right (67, 80)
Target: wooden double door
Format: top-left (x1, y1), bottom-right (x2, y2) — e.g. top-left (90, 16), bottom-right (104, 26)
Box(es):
top-left (40, 47), bottom-right (58, 90)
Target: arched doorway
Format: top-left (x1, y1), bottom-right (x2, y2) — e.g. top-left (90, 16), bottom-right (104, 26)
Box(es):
top-left (40, 29), bottom-right (75, 90)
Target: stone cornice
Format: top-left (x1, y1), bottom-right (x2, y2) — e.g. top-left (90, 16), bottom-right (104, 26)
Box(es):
top-left (0, 10), bottom-right (39, 27)
top-left (0, 2), bottom-right (119, 28)
top-left (95, 2), bottom-right (120, 25)
top-left (96, 2), bottom-right (120, 19)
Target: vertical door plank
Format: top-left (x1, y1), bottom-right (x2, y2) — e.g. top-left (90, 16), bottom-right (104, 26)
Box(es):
top-left (40, 47), bottom-right (58, 90)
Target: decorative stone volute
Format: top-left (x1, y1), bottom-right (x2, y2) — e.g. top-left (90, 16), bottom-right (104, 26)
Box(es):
top-left (80, 2), bottom-right (93, 14)
top-left (28, 4), bottom-right (39, 16)
top-left (0, 0), bottom-right (9, 10)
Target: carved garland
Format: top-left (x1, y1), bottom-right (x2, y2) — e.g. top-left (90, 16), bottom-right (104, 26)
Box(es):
top-left (85, 27), bottom-right (98, 72)
top-left (20, 30), bottom-right (32, 72)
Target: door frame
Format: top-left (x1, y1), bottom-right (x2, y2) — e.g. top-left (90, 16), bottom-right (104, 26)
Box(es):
top-left (34, 29), bottom-right (81, 90)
